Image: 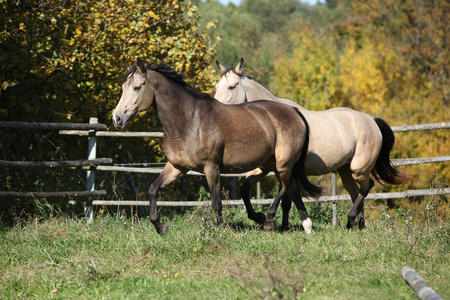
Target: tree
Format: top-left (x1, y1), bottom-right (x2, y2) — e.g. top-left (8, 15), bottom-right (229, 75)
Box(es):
top-left (0, 0), bottom-right (219, 222)
top-left (270, 21), bottom-right (343, 110)
top-left (340, 0), bottom-right (449, 105)
top-left (0, 0), bottom-right (218, 125)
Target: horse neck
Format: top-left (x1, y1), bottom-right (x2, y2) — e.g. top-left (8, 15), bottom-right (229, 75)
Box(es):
top-left (149, 71), bottom-right (198, 131)
top-left (243, 77), bottom-right (307, 112)
top-left (243, 77), bottom-right (278, 102)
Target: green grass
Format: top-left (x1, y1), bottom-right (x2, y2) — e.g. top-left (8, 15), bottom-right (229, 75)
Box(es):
top-left (1, 205), bottom-right (449, 299)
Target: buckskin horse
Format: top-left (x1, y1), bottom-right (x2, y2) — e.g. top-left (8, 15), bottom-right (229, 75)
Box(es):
top-left (215, 58), bottom-right (411, 230)
top-left (112, 59), bottom-right (322, 235)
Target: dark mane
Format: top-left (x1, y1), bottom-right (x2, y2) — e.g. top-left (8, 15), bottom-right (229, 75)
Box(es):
top-left (124, 61), bottom-right (215, 102)
top-left (146, 62), bottom-right (187, 85)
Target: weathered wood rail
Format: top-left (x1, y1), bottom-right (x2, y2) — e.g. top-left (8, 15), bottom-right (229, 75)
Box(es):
top-left (88, 188), bottom-right (450, 207)
top-left (1, 120), bottom-right (449, 223)
top-left (0, 119), bottom-right (109, 218)
top-left (0, 190), bottom-right (107, 198)
top-left (401, 267), bottom-right (444, 300)
top-left (0, 158), bottom-right (112, 168)
top-left (0, 121), bottom-right (107, 131)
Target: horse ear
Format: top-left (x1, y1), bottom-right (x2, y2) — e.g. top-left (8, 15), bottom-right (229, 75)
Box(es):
top-left (216, 60), bottom-right (228, 76)
top-left (124, 61), bottom-right (131, 71)
top-left (136, 58), bottom-right (145, 74)
top-left (235, 57), bottom-right (244, 75)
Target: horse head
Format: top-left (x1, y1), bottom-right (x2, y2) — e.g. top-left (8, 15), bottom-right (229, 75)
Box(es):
top-left (112, 58), bottom-right (154, 129)
top-left (214, 58), bottom-right (248, 104)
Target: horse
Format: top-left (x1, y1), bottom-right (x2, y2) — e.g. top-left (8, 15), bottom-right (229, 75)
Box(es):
top-left (112, 59), bottom-right (322, 235)
top-left (214, 58), bottom-right (411, 230)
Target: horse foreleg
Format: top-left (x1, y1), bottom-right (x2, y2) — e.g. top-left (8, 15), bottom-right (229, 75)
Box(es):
top-left (240, 168), bottom-right (268, 225)
top-left (148, 162), bottom-right (183, 235)
top-left (205, 164), bottom-right (223, 226)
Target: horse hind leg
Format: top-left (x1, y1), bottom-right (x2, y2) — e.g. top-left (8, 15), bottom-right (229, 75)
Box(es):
top-left (264, 186), bottom-right (286, 231)
top-left (264, 167), bottom-right (293, 231)
top-left (346, 170), bottom-right (374, 230)
top-left (281, 191), bottom-right (292, 231)
top-left (285, 179), bottom-right (313, 233)
top-left (338, 166), bottom-right (360, 229)
top-left (240, 168), bottom-right (268, 225)
top-left (357, 178), bottom-right (374, 229)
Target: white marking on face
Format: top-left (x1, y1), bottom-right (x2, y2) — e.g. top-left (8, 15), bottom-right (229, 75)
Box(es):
top-left (112, 75), bottom-right (132, 126)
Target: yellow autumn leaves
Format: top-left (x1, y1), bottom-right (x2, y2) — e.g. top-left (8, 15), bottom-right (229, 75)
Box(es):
top-left (271, 25), bottom-right (397, 115)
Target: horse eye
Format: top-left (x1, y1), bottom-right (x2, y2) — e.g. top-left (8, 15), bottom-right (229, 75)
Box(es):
top-left (134, 86), bottom-right (141, 91)
top-left (228, 85), bottom-right (236, 90)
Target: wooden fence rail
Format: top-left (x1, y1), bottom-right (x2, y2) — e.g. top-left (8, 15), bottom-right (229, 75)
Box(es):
top-left (391, 122), bottom-right (450, 132)
top-left (0, 190), bottom-right (107, 198)
top-left (81, 188), bottom-right (450, 207)
top-left (0, 158), bottom-right (112, 168)
top-left (1, 120), bottom-right (449, 224)
top-left (91, 156), bottom-right (450, 175)
top-left (58, 121), bottom-right (450, 137)
top-left (0, 121), bottom-right (107, 131)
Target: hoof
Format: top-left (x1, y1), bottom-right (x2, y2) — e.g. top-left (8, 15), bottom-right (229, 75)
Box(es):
top-left (253, 212), bottom-right (266, 225)
top-left (346, 220), bottom-right (357, 230)
top-left (280, 225), bottom-right (290, 232)
top-left (358, 217), bottom-right (366, 230)
top-left (263, 220), bottom-right (276, 231)
top-left (156, 222), bottom-right (169, 236)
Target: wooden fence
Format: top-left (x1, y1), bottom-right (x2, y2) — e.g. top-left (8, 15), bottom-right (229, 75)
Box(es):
top-left (1, 119), bottom-right (449, 224)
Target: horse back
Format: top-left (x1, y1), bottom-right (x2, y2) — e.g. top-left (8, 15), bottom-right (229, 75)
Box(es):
top-left (212, 100), bottom-right (308, 172)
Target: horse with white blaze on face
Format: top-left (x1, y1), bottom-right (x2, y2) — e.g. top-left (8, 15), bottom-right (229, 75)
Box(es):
top-left (214, 58), bottom-right (412, 230)
top-left (112, 59), bottom-right (322, 235)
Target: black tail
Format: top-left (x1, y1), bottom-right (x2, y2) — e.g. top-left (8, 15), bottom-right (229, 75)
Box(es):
top-left (292, 109), bottom-right (323, 198)
top-left (372, 117), bottom-right (412, 185)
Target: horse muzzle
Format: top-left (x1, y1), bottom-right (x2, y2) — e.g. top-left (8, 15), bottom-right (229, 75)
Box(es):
top-left (112, 112), bottom-right (129, 129)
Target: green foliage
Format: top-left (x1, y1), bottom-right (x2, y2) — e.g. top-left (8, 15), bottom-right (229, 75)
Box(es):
top-left (196, 185), bottom-right (211, 201)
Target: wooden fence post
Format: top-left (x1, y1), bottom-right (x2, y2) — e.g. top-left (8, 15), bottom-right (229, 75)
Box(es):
top-left (332, 171), bottom-right (337, 228)
top-left (85, 117), bottom-right (97, 222)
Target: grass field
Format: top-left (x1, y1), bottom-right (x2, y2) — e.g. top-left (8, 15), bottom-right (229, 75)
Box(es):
top-left (1, 203), bottom-right (449, 299)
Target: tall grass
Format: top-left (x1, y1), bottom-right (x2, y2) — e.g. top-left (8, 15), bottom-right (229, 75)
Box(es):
top-left (0, 202), bottom-right (449, 299)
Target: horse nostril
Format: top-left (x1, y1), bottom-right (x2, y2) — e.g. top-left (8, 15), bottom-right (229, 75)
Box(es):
top-left (114, 115), bottom-right (122, 126)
